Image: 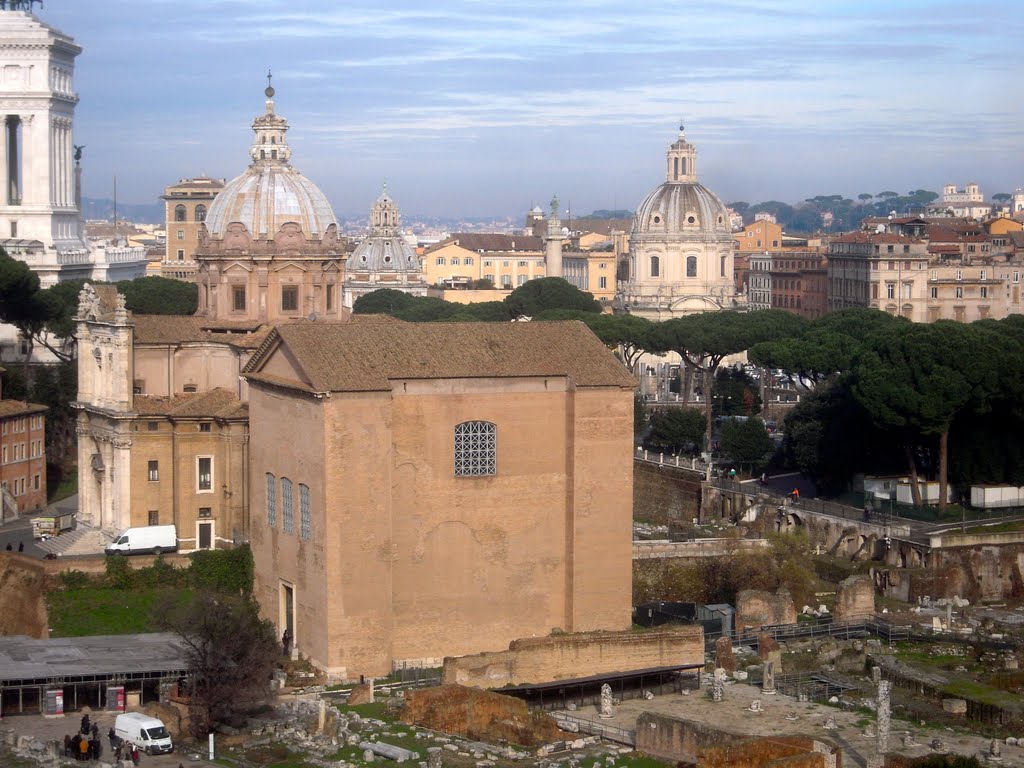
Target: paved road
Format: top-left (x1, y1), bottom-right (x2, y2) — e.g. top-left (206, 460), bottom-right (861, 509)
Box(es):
top-left (0, 518), bottom-right (45, 557)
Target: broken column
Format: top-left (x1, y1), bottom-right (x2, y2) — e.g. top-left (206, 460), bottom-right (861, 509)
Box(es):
top-left (876, 680), bottom-right (891, 754)
top-left (762, 660), bottom-right (777, 695)
top-left (599, 683), bottom-right (614, 719)
top-left (711, 668), bottom-right (725, 703)
top-left (715, 636), bottom-right (736, 674)
top-left (428, 747), bottom-right (443, 768)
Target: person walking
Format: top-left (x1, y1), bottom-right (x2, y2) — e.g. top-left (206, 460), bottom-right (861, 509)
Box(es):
top-left (80, 713), bottom-right (90, 735)
top-left (17, 541), bottom-right (23, 552)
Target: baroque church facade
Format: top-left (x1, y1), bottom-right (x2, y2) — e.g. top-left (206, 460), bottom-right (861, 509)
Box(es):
top-left (618, 127), bottom-right (744, 319)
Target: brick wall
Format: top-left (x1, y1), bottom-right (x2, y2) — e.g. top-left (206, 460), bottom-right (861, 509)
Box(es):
top-left (633, 461), bottom-right (702, 524)
top-left (442, 626), bottom-right (703, 688)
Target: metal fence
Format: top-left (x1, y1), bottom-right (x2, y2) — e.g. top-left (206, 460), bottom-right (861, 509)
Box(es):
top-left (552, 713), bottom-right (636, 746)
top-left (704, 617), bottom-right (911, 652)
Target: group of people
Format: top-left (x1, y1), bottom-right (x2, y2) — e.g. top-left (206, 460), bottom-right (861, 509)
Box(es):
top-left (3, 541), bottom-right (24, 552)
top-left (63, 715), bottom-right (139, 764)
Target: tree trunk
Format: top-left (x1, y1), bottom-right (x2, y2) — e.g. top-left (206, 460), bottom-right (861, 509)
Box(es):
top-left (682, 363), bottom-right (692, 404)
top-left (938, 429), bottom-right (949, 519)
top-left (704, 365), bottom-right (715, 453)
top-left (904, 443), bottom-right (922, 508)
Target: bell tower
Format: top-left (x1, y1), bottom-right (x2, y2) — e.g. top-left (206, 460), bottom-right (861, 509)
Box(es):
top-left (0, 4), bottom-right (89, 284)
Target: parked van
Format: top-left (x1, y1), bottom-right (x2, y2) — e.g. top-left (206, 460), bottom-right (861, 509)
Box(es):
top-left (104, 525), bottom-right (177, 556)
top-left (114, 712), bottom-right (173, 755)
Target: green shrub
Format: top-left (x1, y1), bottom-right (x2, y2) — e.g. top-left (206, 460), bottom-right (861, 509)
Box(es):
top-left (59, 570), bottom-right (91, 590)
top-left (131, 555), bottom-right (184, 589)
top-left (104, 556), bottom-right (132, 589)
top-left (189, 545), bottom-right (254, 595)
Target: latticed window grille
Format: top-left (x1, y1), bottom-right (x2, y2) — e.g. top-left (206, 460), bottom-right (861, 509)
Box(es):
top-left (282, 478), bottom-right (294, 534)
top-left (266, 473), bottom-right (276, 527)
top-left (299, 484), bottom-right (311, 540)
top-left (454, 421), bottom-right (496, 476)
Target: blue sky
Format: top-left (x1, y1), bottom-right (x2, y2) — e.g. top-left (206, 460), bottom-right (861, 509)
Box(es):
top-left (41, 0), bottom-right (1024, 219)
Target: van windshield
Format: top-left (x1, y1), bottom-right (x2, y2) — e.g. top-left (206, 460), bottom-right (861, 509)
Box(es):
top-left (145, 726), bottom-right (169, 740)
top-left (115, 536), bottom-right (128, 545)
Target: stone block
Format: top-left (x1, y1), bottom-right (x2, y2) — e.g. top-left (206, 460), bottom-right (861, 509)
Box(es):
top-left (833, 574), bottom-right (875, 622)
top-left (941, 698), bottom-right (967, 715)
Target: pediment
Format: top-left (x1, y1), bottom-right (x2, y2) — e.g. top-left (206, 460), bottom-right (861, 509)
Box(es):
top-left (271, 261), bottom-right (309, 274)
top-left (223, 261), bottom-right (254, 273)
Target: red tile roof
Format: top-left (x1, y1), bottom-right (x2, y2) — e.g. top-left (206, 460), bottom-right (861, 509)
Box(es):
top-left (0, 400), bottom-right (47, 419)
top-left (243, 319), bottom-right (636, 393)
top-left (133, 388), bottom-right (247, 419)
top-left (425, 233), bottom-right (543, 254)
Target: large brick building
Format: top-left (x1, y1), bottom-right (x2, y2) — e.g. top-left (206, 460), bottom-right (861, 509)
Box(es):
top-left (242, 318), bottom-right (635, 678)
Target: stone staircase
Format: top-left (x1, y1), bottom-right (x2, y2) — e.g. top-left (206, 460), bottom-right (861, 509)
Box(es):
top-left (36, 524), bottom-right (113, 557)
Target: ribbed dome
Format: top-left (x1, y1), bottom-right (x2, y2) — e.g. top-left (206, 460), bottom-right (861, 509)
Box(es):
top-left (204, 86), bottom-right (337, 240)
top-left (349, 236), bottom-right (419, 272)
top-left (632, 182), bottom-right (731, 238)
top-left (205, 168), bottom-right (336, 239)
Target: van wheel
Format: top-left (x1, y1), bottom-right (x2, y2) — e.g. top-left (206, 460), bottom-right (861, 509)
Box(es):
top-left (153, 547), bottom-right (162, 556)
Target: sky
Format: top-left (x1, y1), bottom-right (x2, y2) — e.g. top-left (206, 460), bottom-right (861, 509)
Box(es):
top-left (38, 0), bottom-right (1024, 220)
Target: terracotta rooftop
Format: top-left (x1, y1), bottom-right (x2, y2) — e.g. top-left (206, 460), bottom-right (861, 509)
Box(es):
top-left (134, 388), bottom-right (247, 420)
top-left (131, 315), bottom-right (280, 349)
top-left (425, 233), bottom-right (543, 255)
top-left (244, 319), bottom-right (636, 393)
top-left (0, 400), bottom-right (47, 419)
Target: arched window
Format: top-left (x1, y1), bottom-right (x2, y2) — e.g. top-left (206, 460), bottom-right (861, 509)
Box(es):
top-left (454, 421), bottom-right (496, 476)
top-left (686, 256), bottom-right (697, 277)
top-left (650, 256), bottom-right (660, 278)
top-left (174, 204), bottom-right (186, 222)
top-left (720, 255), bottom-right (727, 277)
top-left (266, 473), bottom-right (276, 527)
top-left (299, 484), bottom-right (311, 540)
top-left (281, 477), bottom-right (294, 533)
top-left (194, 204), bottom-right (207, 222)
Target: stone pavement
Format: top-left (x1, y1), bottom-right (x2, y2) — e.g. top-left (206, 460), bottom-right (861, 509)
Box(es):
top-left (563, 680), bottom-right (1023, 767)
top-left (0, 711), bottom-right (219, 766)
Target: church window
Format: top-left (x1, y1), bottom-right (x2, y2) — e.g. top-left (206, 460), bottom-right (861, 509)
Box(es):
top-left (199, 423), bottom-right (211, 433)
top-left (260, 150), bottom-right (266, 159)
top-left (326, 284), bottom-right (334, 311)
top-left (686, 256), bottom-right (697, 277)
top-left (454, 421), bottom-right (496, 477)
top-left (720, 255), bottom-right (726, 277)
top-left (650, 256), bottom-right (660, 277)
top-left (282, 285), bottom-right (298, 312)
top-left (197, 456), bottom-right (213, 492)
top-left (687, 215), bottom-right (696, 225)
top-left (195, 204), bottom-right (207, 222)
top-left (384, 255), bottom-right (392, 263)
top-left (266, 473), bottom-right (276, 527)
top-left (10, 221), bottom-right (16, 237)
top-left (148, 461), bottom-right (159, 482)
top-left (652, 215), bottom-right (661, 225)
top-left (271, 149), bottom-right (278, 160)
top-left (233, 285), bottom-right (246, 312)
top-left (174, 205), bottom-right (186, 222)
top-left (282, 478), bottom-right (294, 534)
top-left (299, 484), bottom-right (311, 540)
top-left (183, 385), bottom-right (197, 393)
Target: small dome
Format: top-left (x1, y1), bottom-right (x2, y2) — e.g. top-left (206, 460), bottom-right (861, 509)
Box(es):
top-left (632, 182), bottom-right (730, 237)
top-left (205, 85), bottom-right (337, 241)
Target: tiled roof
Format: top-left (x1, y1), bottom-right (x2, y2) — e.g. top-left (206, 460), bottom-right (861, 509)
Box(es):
top-left (134, 388), bottom-right (247, 419)
top-left (131, 315), bottom-right (280, 350)
top-left (0, 400), bottom-right (47, 418)
top-left (425, 233), bottom-right (543, 254)
top-left (244, 319), bottom-right (636, 393)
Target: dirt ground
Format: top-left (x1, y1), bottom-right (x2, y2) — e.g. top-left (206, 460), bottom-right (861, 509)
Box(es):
top-left (567, 680), bottom-right (1020, 767)
top-left (0, 553), bottom-right (49, 639)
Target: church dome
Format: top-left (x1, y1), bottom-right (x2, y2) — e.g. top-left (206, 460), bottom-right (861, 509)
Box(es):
top-left (205, 84), bottom-right (337, 241)
top-left (348, 186), bottom-right (420, 273)
top-left (631, 126), bottom-right (731, 240)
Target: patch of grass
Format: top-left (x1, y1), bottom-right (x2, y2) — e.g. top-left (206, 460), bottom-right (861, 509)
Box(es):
top-left (48, 466), bottom-right (78, 503)
top-left (942, 679), bottom-right (1024, 710)
top-left (47, 586), bottom-right (191, 636)
top-left (341, 701), bottom-right (390, 720)
top-left (963, 521), bottom-right (1024, 535)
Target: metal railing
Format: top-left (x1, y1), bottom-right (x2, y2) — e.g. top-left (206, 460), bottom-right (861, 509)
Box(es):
top-left (552, 713), bottom-right (635, 746)
top-left (704, 617), bottom-right (911, 651)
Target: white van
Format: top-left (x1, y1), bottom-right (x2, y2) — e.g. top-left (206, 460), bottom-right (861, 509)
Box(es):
top-left (114, 712), bottom-right (173, 755)
top-left (105, 525), bottom-right (177, 556)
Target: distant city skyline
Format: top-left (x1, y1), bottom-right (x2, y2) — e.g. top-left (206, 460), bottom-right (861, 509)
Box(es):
top-left (42, 1), bottom-right (1024, 220)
